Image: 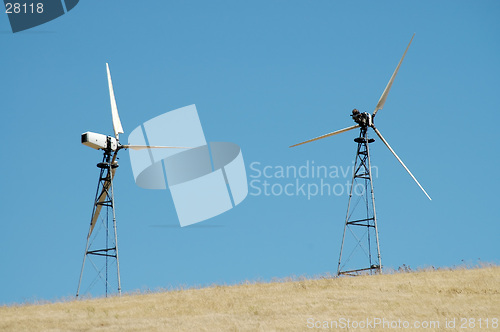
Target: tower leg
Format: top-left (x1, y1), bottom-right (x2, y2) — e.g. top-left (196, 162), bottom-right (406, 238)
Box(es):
top-left (337, 128), bottom-right (382, 276)
top-left (110, 175), bottom-right (122, 295)
top-left (76, 235), bottom-right (90, 298)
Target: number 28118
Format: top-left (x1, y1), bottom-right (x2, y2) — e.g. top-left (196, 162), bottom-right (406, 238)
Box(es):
top-left (5, 3), bottom-right (44, 14)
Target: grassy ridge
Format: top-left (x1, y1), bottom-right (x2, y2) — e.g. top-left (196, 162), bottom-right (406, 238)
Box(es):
top-left (1, 266), bottom-right (499, 331)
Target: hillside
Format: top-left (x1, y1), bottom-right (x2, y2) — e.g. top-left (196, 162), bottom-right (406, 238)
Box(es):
top-left (1, 266), bottom-right (499, 331)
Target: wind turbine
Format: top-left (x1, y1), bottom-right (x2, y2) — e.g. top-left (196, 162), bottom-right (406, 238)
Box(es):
top-left (76, 64), bottom-right (188, 298)
top-left (290, 34), bottom-right (431, 276)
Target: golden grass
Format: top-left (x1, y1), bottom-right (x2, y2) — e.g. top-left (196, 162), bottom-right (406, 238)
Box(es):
top-left (1, 266), bottom-right (499, 331)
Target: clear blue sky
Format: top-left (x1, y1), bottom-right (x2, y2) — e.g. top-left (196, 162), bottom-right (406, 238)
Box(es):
top-left (1, 1), bottom-right (499, 305)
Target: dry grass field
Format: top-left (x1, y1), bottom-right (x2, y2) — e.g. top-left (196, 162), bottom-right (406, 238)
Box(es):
top-left (1, 266), bottom-right (499, 331)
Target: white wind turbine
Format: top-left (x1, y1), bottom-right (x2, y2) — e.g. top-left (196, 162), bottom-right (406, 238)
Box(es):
top-left (290, 34), bottom-right (431, 276)
top-left (76, 64), bottom-right (189, 297)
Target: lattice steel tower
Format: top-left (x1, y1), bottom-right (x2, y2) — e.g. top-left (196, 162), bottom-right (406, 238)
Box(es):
top-left (76, 147), bottom-right (122, 298)
top-left (337, 126), bottom-right (381, 276)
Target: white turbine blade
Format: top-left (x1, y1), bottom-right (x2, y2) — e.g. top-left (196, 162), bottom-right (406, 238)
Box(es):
top-left (290, 125), bottom-right (360, 148)
top-left (373, 34), bottom-right (415, 117)
top-left (372, 126), bottom-right (431, 200)
top-left (106, 63), bottom-right (124, 140)
top-left (123, 145), bottom-right (191, 151)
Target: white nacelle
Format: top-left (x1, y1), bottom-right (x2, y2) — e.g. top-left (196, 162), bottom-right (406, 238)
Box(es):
top-left (81, 132), bottom-right (118, 151)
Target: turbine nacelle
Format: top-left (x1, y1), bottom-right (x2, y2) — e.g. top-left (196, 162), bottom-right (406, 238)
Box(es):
top-left (81, 131), bottom-right (119, 151)
top-left (351, 109), bottom-right (373, 128)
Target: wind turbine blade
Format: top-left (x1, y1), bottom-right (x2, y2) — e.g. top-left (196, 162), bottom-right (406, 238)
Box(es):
top-left (88, 153), bottom-right (119, 238)
top-left (123, 145), bottom-right (191, 151)
top-left (290, 125), bottom-right (360, 148)
top-left (106, 63), bottom-right (124, 140)
top-left (373, 34), bottom-right (415, 117)
top-left (372, 126), bottom-right (431, 200)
